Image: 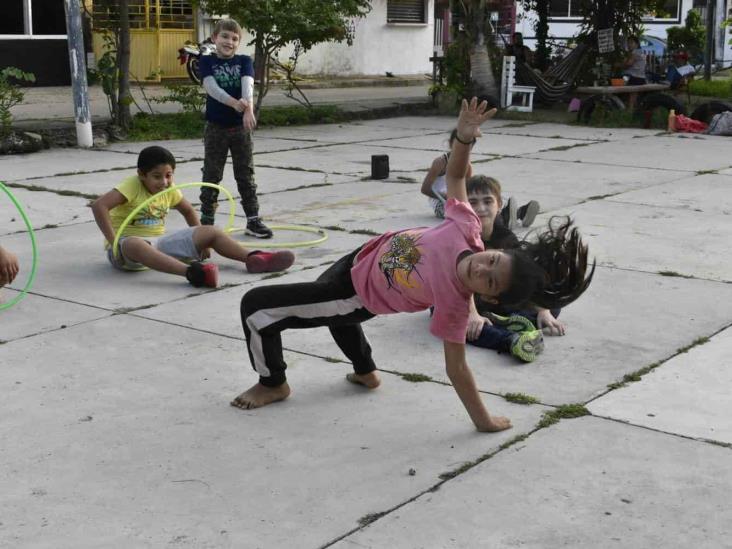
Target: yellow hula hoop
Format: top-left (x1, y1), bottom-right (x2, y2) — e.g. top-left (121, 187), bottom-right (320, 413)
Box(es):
top-left (112, 182), bottom-right (235, 259)
top-left (226, 224), bottom-right (328, 249)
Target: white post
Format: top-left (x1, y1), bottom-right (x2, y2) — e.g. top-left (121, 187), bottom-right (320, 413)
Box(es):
top-left (63, 0), bottom-right (93, 148)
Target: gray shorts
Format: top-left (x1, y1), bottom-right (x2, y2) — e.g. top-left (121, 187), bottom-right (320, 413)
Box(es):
top-left (107, 227), bottom-right (202, 271)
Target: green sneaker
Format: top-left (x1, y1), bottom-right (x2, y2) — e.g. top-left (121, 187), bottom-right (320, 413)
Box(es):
top-left (487, 312), bottom-right (536, 333)
top-left (510, 330), bottom-right (544, 363)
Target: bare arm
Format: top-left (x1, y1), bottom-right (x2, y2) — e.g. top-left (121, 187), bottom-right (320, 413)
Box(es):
top-left (443, 340), bottom-right (512, 432)
top-left (174, 198), bottom-right (201, 227)
top-left (91, 189), bottom-right (128, 245)
top-left (420, 156), bottom-right (447, 198)
top-left (446, 98), bottom-right (496, 203)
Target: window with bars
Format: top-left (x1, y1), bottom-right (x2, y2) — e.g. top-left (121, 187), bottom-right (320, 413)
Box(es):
top-left (387, 0), bottom-right (427, 24)
top-left (92, 0), bottom-right (193, 31)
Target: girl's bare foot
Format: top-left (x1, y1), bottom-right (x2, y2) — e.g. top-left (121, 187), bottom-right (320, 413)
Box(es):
top-left (231, 382), bottom-right (291, 410)
top-left (346, 371), bottom-right (381, 389)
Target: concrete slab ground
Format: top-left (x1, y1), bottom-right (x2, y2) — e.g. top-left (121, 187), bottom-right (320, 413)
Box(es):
top-left (588, 327), bottom-right (732, 445)
top-left (528, 133), bottom-right (731, 173)
top-left (0, 314), bottom-right (546, 549)
top-left (364, 133), bottom-right (598, 157)
top-left (484, 122), bottom-right (658, 141)
top-left (0, 186), bottom-right (89, 236)
top-left (333, 417), bottom-right (732, 549)
top-left (2, 115), bottom-right (732, 548)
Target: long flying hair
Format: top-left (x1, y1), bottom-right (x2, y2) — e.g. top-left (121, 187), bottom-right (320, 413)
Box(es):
top-left (499, 216), bottom-right (595, 310)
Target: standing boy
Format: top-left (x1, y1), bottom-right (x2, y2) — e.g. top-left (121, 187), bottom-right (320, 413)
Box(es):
top-left (91, 146), bottom-right (294, 287)
top-left (199, 18), bottom-right (272, 238)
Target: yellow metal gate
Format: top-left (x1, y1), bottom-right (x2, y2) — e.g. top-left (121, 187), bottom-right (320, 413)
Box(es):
top-left (91, 0), bottom-right (196, 81)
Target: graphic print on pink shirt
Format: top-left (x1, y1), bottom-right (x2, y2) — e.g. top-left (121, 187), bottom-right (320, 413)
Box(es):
top-left (351, 198), bottom-right (484, 343)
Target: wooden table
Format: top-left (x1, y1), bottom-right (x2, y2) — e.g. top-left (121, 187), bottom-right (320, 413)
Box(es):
top-left (576, 83), bottom-right (670, 95)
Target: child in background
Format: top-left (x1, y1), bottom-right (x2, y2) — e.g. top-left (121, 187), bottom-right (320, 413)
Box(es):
top-left (463, 176), bottom-right (566, 363)
top-left (0, 245), bottom-right (20, 291)
top-left (232, 99), bottom-right (594, 435)
top-left (91, 146), bottom-right (294, 288)
top-left (199, 18), bottom-right (272, 238)
top-left (420, 129), bottom-right (540, 230)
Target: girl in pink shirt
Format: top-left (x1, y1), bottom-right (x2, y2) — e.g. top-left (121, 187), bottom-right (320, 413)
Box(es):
top-left (232, 99), bottom-right (594, 433)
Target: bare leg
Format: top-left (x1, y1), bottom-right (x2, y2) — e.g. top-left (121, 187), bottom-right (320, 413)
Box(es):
top-left (122, 237), bottom-right (188, 276)
top-left (346, 371), bottom-right (381, 389)
top-left (231, 382), bottom-right (291, 409)
top-left (192, 225), bottom-right (250, 262)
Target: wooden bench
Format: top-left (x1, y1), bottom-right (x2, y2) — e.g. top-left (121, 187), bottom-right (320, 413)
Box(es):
top-left (501, 56), bottom-right (536, 112)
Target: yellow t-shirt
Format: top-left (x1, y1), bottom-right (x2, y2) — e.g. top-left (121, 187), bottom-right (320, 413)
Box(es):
top-left (106, 175), bottom-right (183, 246)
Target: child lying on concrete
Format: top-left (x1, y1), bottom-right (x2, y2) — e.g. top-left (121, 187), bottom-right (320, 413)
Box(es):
top-left (420, 128), bottom-right (540, 230)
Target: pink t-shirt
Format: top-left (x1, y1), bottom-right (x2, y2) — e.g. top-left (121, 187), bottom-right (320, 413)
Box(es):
top-left (351, 198), bottom-right (484, 343)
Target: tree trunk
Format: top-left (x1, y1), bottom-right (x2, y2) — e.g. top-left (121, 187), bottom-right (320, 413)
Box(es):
top-left (253, 35), bottom-right (269, 116)
top-left (116, 0), bottom-right (132, 130)
top-left (534, 0), bottom-right (550, 71)
top-left (469, 30), bottom-right (499, 101)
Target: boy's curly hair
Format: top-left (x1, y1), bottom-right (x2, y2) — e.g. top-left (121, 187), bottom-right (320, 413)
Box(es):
top-left (498, 216), bottom-right (595, 310)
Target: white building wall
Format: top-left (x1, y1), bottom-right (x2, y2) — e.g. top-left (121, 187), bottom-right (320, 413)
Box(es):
top-left (224, 0), bottom-right (434, 76)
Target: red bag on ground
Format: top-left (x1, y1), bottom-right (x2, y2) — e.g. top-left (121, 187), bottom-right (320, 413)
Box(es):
top-left (673, 114), bottom-right (708, 133)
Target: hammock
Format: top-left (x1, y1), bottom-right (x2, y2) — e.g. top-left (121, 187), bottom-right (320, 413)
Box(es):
top-left (514, 42), bottom-right (590, 104)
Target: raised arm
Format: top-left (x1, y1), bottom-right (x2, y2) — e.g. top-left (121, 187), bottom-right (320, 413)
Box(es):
top-left (445, 98), bottom-right (496, 203)
top-left (444, 340), bottom-right (512, 432)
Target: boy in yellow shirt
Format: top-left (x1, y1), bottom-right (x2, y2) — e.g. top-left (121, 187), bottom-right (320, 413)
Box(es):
top-left (92, 146), bottom-right (294, 287)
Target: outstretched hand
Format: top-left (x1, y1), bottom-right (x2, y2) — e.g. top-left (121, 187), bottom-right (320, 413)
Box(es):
top-left (456, 97), bottom-right (497, 143)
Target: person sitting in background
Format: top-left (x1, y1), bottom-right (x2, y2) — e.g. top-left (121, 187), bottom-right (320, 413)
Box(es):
top-left (622, 36), bottom-right (647, 85)
top-left (506, 32), bottom-right (534, 66)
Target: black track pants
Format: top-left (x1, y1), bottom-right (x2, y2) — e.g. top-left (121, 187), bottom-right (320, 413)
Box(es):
top-left (241, 249), bottom-right (376, 387)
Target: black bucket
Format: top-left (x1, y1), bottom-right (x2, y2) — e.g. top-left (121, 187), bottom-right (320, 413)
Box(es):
top-left (371, 154), bottom-right (389, 179)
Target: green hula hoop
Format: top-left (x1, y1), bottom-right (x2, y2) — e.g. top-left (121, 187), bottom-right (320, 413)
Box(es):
top-left (112, 182), bottom-right (235, 259)
top-left (226, 224), bottom-right (328, 249)
top-left (0, 181), bottom-right (38, 311)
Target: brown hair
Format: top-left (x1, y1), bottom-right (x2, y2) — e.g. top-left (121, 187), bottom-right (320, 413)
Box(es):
top-left (214, 18), bottom-right (242, 38)
top-left (466, 175), bottom-right (502, 201)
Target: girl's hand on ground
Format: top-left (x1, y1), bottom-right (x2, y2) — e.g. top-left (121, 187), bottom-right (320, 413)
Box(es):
top-left (466, 312), bottom-right (491, 341)
top-left (456, 97), bottom-right (497, 142)
top-left (0, 249), bottom-right (20, 284)
top-left (537, 309), bottom-right (566, 336)
top-left (200, 248), bottom-right (211, 260)
top-left (477, 415), bottom-right (512, 433)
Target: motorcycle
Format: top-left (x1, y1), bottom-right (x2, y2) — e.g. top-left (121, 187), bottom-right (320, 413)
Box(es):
top-left (177, 38), bottom-right (216, 85)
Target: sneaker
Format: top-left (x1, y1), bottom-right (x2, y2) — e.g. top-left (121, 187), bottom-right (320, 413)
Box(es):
top-left (487, 312), bottom-right (536, 333)
top-left (245, 217), bottom-right (273, 239)
top-left (200, 213), bottom-right (216, 226)
top-left (510, 329), bottom-right (544, 363)
top-left (502, 196), bottom-right (518, 230)
top-left (520, 200), bottom-right (541, 228)
top-left (186, 261), bottom-right (219, 288)
top-left (245, 250), bottom-right (295, 273)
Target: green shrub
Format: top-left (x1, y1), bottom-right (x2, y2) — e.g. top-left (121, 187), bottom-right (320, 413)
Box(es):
top-left (127, 104), bottom-right (345, 141)
top-left (688, 78), bottom-right (732, 98)
top-left (152, 83), bottom-right (206, 114)
top-left (128, 111), bottom-right (205, 141)
top-left (666, 10), bottom-right (706, 63)
top-left (0, 67), bottom-right (36, 136)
